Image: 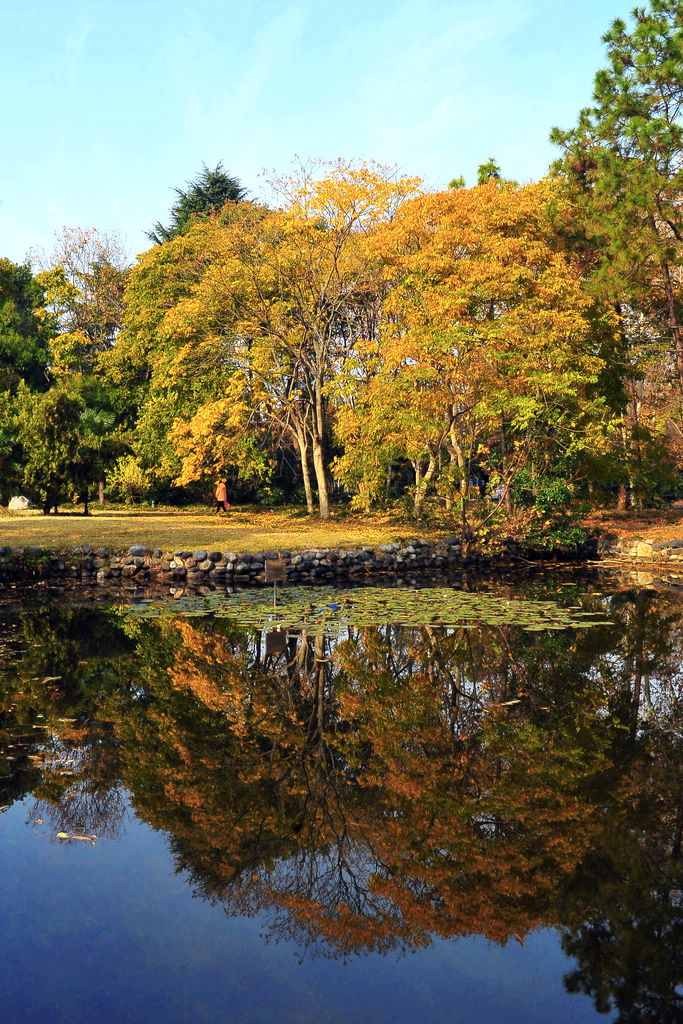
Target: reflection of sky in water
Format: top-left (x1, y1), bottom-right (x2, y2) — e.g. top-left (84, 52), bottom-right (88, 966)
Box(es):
top-left (0, 796), bottom-right (602, 1024)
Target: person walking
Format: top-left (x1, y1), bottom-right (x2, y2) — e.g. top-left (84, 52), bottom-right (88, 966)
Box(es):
top-left (214, 481), bottom-right (230, 514)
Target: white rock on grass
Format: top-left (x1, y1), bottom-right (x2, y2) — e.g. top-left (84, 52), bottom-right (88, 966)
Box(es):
top-left (8, 496), bottom-right (31, 511)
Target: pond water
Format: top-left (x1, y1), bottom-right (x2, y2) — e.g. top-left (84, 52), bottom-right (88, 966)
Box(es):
top-left (0, 571), bottom-right (681, 1023)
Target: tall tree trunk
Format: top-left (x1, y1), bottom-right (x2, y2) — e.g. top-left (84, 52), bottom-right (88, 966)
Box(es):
top-left (617, 482), bottom-right (630, 510)
top-left (293, 427), bottom-right (314, 514)
top-left (618, 420), bottom-right (632, 510)
top-left (413, 456), bottom-right (436, 516)
top-left (500, 418), bottom-right (512, 511)
top-left (98, 479), bottom-right (105, 504)
top-left (312, 435), bottom-right (329, 519)
top-left (413, 461), bottom-right (422, 509)
top-left (312, 379), bottom-right (330, 519)
top-left (448, 424), bottom-right (467, 501)
top-left (627, 380), bottom-right (642, 509)
top-left (83, 486), bottom-right (89, 516)
top-left (661, 260), bottom-right (683, 401)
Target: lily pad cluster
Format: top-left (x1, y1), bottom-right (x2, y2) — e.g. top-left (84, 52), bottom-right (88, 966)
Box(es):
top-left (121, 586), bottom-right (608, 637)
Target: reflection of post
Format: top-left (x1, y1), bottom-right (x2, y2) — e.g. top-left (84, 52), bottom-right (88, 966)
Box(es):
top-left (265, 557), bottom-right (287, 609)
top-left (314, 634), bottom-right (326, 750)
top-left (265, 629), bottom-right (288, 658)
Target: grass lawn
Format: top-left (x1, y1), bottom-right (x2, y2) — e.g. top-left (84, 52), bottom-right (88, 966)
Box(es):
top-left (0, 504), bottom-right (443, 554)
top-left (7, 501), bottom-right (682, 556)
top-left (581, 506), bottom-right (683, 543)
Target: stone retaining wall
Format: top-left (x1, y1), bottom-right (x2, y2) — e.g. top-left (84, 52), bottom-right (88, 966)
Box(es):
top-left (0, 536), bottom-right (600, 589)
top-left (598, 536), bottom-right (683, 566)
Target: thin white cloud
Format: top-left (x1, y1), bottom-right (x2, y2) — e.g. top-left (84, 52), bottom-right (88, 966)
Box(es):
top-left (63, 18), bottom-right (92, 80)
top-left (233, 5), bottom-right (307, 112)
top-left (344, 0), bottom-right (531, 154)
top-left (171, 4), bottom-right (308, 163)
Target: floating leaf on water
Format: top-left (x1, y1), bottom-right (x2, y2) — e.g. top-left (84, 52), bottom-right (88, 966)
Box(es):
top-left (119, 585), bottom-right (610, 638)
top-left (55, 832), bottom-right (96, 844)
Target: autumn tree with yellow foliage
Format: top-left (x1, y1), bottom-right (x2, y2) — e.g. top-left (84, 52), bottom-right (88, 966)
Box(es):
top-left (334, 179), bottom-right (614, 519)
top-left (114, 167), bottom-right (619, 525)
top-left (165, 162), bottom-right (420, 516)
top-left (89, 148), bottom-right (683, 525)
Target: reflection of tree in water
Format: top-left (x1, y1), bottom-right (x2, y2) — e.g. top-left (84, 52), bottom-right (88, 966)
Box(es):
top-left (0, 584), bottom-right (681, 1017)
top-left (561, 861), bottom-right (682, 1024)
top-left (551, 593), bottom-right (683, 1023)
top-left (28, 726), bottom-right (129, 840)
top-left (108, 593), bottom-right (682, 986)
top-left (0, 598), bottom-right (131, 825)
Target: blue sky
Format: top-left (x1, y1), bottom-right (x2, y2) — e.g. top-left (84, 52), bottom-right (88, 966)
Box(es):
top-left (2, 0), bottom-right (628, 265)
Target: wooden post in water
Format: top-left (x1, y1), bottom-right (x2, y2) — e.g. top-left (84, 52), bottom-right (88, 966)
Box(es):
top-left (265, 556), bottom-right (287, 609)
